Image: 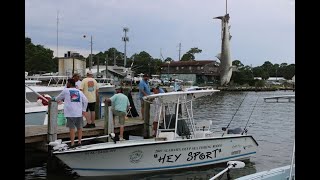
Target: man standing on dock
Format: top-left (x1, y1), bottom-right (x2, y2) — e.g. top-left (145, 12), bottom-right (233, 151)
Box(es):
top-left (139, 74), bottom-right (151, 120)
top-left (80, 70), bottom-right (99, 128)
top-left (55, 79), bottom-right (88, 147)
top-left (72, 73), bottom-right (81, 89)
top-left (105, 87), bottom-right (130, 141)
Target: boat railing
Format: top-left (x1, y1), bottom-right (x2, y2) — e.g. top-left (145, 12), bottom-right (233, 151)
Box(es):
top-left (288, 140), bottom-right (295, 180)
top-left (25, 84), bottom-right (49, 103)
top-left (25, 76), bottom-right (68, 87)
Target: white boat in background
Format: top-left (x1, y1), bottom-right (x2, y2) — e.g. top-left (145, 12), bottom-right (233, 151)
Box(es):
top-left (25, 101), bottom-right (64, 126)
top-left (25, 82), bottom-right (64, 126)
top-left (150, 75), bottom-right (162, 86)
top-left (183, 86), bottom-right (210, 91)
top-left (25, 75), bottom-right (68, 102)
top-left (95, 78), bottom-right (115, 94)
top-left (50, 89), bottom-right (258, 177)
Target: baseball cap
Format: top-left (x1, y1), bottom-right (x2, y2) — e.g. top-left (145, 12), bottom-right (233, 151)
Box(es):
top-left (115, 86), bottom-right (123, 90)
top-left (87, 70), bottom-right (93, 75)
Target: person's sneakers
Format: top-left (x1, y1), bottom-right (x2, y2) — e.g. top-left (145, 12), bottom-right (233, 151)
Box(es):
top-left (119, 137), bottom-right (126, 141)
top-left (83, 123), bottom-right (91, 128)
top-left (90, 123), bottom-right (96, 128)
top-left (69, 144), bottom-right (77, 148)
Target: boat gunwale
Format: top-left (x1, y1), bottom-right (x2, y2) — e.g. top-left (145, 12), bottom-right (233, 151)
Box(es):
top-left (53, 135), bottom-right (258, 155)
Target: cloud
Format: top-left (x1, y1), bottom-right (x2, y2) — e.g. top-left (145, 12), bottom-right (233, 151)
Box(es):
top-left (25, 0), bottom-right (295, 66)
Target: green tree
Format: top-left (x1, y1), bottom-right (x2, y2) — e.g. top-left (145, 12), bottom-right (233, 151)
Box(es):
top-left (164, 57), bottom-right (173, 62)
top-left (180, 47), bottom-right (202, 61)
top-left (25, 37), bottom-right (55, 74)
top-left (180, 53), bottom-right (194, 61)
top-left (232, 60), bottom-right (244, 68)
top-left (282, 64), bottom-right (295, 80)
top-left (130, 51), bottom-right (154, 75)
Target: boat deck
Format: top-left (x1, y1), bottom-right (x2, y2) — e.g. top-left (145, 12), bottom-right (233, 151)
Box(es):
top-left (25, 118), bottom-right (144, 144)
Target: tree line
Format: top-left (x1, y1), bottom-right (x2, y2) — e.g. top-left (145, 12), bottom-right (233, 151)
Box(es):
top-left (25, 37), bottom-right (295, 83)
top-left (231, 60), bottom-right (295, 86)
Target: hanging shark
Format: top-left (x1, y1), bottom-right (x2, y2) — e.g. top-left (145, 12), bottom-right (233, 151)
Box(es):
top-left (214, 13), bottom-right (235, 86)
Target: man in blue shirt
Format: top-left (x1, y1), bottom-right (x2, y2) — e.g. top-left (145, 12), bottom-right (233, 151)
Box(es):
top-left (139, 74), bottom-right (151, 120)
top-left (105, 87), bottom-right (130, 141)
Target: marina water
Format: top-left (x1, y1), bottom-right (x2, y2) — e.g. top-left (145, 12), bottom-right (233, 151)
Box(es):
top-left (25, 90), bottom-right (295, 180)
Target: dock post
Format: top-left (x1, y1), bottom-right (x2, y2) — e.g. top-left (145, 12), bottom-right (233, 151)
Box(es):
top-left (104, 101), bottom-right (109, 135)
top-left (143, 100), bottom-right (151, 138)
top-left (95, 94), bottom-right (100, 119)
top-left (104, 100), bottom-right (114, 142)
top-left (47, 100), bottom-right (58, 143)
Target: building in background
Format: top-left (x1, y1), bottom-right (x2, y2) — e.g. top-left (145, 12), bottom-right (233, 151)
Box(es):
top-left (160, 60), bottom-right (219, 85)
top-left (58, 51), bottom-right (86, 77)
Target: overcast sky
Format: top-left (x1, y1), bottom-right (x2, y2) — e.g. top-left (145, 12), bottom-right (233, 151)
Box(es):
top-left (25, 0), bottom-right (295, 66)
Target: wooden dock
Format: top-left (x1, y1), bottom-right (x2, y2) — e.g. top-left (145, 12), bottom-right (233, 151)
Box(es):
top-left (263, 95), bottom-right (295, 102)
top-left (25, 118), bottom-right (144, 144)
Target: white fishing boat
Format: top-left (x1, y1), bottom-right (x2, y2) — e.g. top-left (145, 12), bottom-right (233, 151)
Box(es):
top-left (183, 86), bottom-right (210, 91)
top-left (95, 78), bottom-right (115, 94)
top-left (25, 75), bottom-right (68, 102)
top-left (25, 83), bottom-right (64, 126)
top-left (50, 89), bottom-right (258, 177)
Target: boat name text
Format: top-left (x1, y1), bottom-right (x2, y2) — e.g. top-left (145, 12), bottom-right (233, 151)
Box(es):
top-left (154, 148), bottom-right (222, 163)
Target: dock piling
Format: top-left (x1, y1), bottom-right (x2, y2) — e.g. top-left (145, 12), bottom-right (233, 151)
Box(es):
top-left (47, 100), bottom-right (58, 143)
top-left (143, 100), bottom-right (151, 138)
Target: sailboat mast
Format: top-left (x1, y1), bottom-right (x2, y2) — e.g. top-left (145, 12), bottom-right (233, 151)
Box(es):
top-left (56, 11), bottom-right (59, 58)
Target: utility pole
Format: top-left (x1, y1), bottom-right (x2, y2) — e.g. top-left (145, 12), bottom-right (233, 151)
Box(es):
top-left (56, 11), bottom-right (59, 58)
top-left (97, 56), bottom-right (100, 77)
top-left (105, 54), bottom-right (108, 78)
top-left (113, 49), bottom-right (116, 66)
top-left (90, 35), bottom-right (93, 70)
top-left (160, 48), bottom-right (164, 60)
top-left (72, 54), bottom-right (74, 74)
top-left (122, 27), bottom-right (129, 67)
top-left (178, 42), bottom-right (181, 61)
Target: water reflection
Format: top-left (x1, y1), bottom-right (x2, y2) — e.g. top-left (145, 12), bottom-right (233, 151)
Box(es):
top-left (45, 161), bottom-right (257, 180)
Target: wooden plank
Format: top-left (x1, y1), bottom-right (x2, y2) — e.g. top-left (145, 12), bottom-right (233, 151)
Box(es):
top-left (25, 118), bottom-right (144, 143)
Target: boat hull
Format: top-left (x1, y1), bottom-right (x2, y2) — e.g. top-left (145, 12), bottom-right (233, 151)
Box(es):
top-left (54, 135), bottom-right (258, 176)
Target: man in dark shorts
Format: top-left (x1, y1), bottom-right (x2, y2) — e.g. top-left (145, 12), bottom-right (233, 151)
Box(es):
top-left (55, 79), bottom-right (88, 147)
top-left (80, 70), bottom-right (99, 128)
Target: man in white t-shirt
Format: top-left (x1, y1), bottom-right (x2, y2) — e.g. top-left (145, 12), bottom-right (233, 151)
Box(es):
top-left (80, 70), bottom-right (99, 128)
top-left (73, 73), bottom-right (82, 89)
top-left (55, 78), bottom-right (88, 147)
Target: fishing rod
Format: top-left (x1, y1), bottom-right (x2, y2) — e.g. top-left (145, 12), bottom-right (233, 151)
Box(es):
top-left (222, 92), bottom-right (248, 137)
top-left (242, 94), bottom-right (260, 135)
